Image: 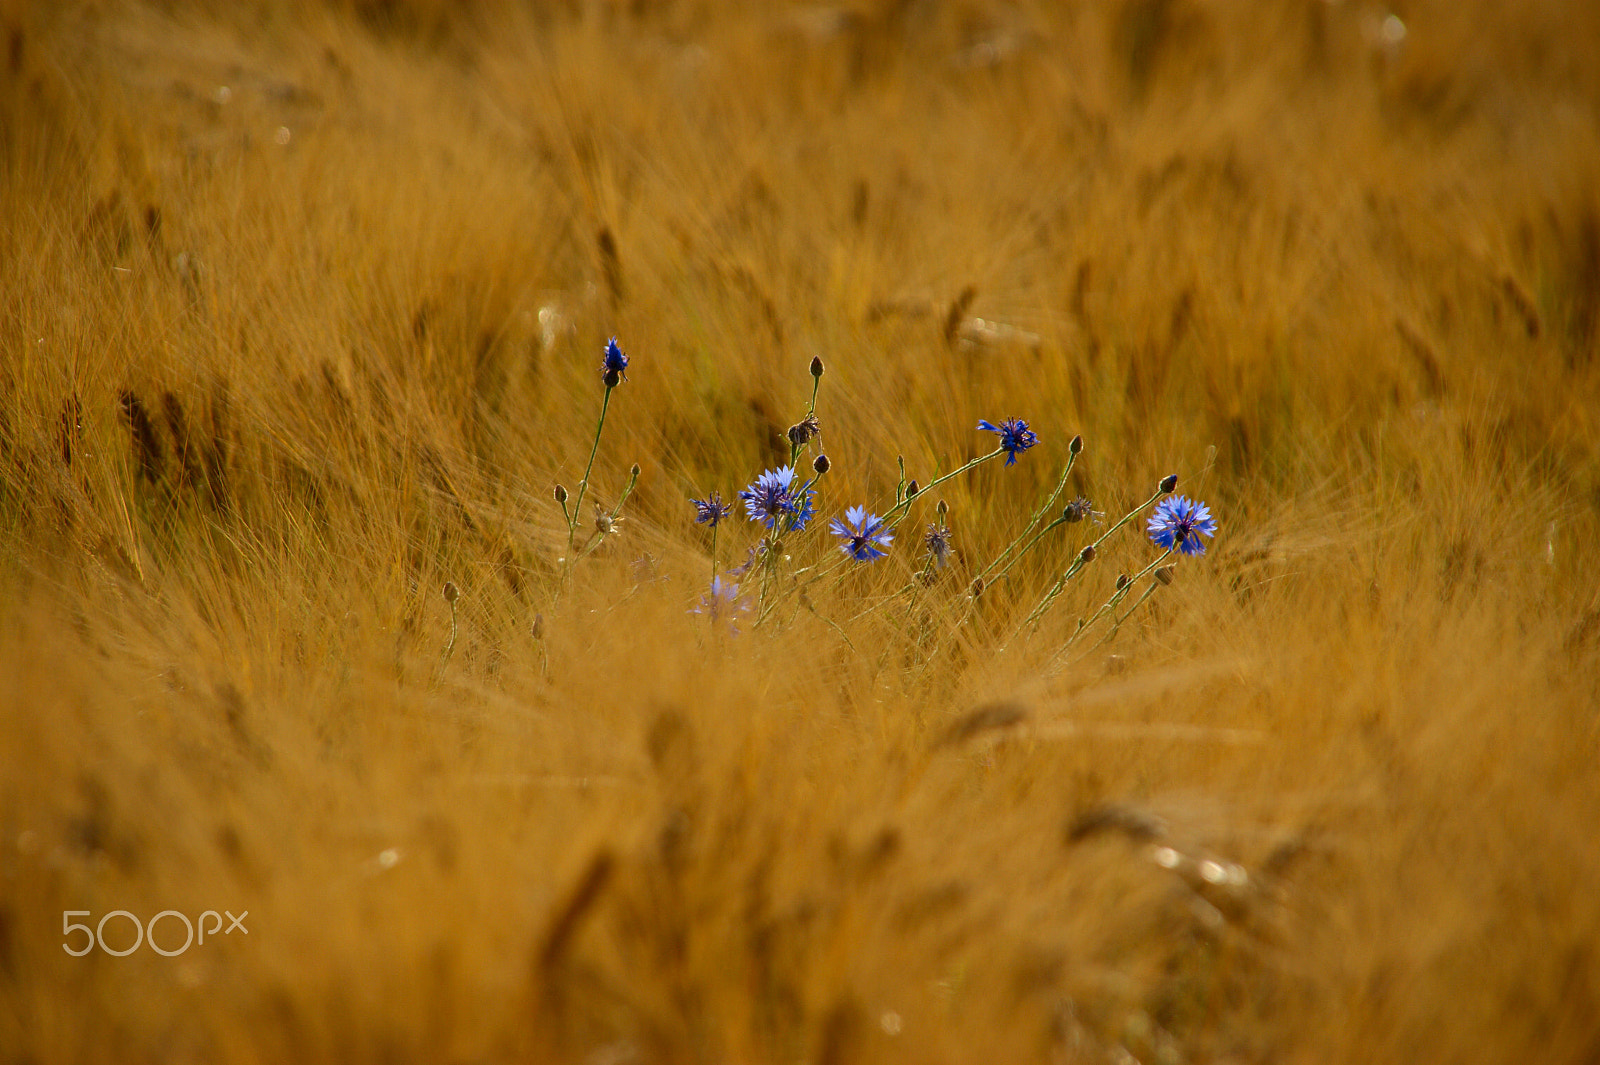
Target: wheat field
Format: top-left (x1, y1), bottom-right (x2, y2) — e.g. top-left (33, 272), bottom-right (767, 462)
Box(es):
top-left (2, 0), bottom-right (1599, 1061)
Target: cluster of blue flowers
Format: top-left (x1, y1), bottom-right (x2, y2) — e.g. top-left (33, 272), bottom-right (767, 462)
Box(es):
top-left (554, 338), bottom-right (1221, 644)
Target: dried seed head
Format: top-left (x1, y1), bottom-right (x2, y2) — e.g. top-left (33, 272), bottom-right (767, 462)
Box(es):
top-left (1159, 473), bottom-right (1179, 494)
top-left (787, 413), bottom-right (821, 447)
top-left (1063, 496), bottom-right (1094, 523)
top-left (554, 483), bottom-right (568, 504)
top-left (442, 581), bottom-right (458, 603)
top-left (1079, 544), bottom-right (1097, 563)
top-left (812, 453), bottom-right (831, 474)
top-left (1154, 566), bottom-right (1174, 586)
top-left (1069, 434), bottom-right (1083, 455)
top-left (905, 479), bottom-right (919, 499)
top-left (593, 504), bottom-right (619, 536)
top-left (809, 355), bottom-right (825, 378)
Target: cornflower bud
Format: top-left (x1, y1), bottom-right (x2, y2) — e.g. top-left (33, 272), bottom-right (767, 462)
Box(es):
top-left (442, 581), bottom-right (458, 603)
top-left (813, 454), bottom-right (830, 474)
top-left (1159, 473), bottom-right (1178, 494)
top-left (1079, 544), bottom-right (1097, 563)
top-left (1115, 574), bottom-right (1128, 590)
top-left (905, 479), bottom-right (919, 499)
top-left (554, 483), bottom-right (568, 503)
top-left (810, 356), bottom-right (825, 378)
top-left (1154, 566), bottom-right (1174, 586)
top-left (1069, 434), bottom-right (1083, 455)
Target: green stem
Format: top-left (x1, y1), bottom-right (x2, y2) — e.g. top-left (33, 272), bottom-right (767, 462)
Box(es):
top-left (566, 385), bottom-right (613, 555)
top-left (1021, 485), bottom-right (1168, 630)
top-left (975, 451), bottom-right (1078, 585)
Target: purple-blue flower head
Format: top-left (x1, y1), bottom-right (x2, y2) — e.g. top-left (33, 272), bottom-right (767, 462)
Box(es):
top-left (739, 466), bottom-right (799, 530)
top-left (690, 575), bottom-right (750, 631)
top-left (691, 492), bottom-right (733, 527)
top-left (1147, 495), bottom-right (1218, 557)
top-left (977, 418), bottom-right (1039, 466)
top-left (830, 505), bottom-right (893, 562)
top-left (601, 336), bottom-right (629, 384)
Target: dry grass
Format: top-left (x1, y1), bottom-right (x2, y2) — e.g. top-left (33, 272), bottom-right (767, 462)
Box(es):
top-left (3, 0), bottom-right (1600, 1061)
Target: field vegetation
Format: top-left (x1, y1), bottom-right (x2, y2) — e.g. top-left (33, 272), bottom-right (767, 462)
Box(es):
top-left (3, 0), bottom-right (1600, 1061)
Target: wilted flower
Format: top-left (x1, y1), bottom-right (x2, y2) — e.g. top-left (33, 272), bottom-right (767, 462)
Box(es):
top-left (787, 413), bottom-right (821, 448)
top-left (977, 418), bottom-right (1038, 466)
top-left (691, 492), bottom-right (733, 527)
top-left (1147, 495), bottom-right (1217, 556)
top-left (830, 505), bottom-right (893, 562)
top-left (924, 523), bottom-right (953, 569)
top-left (593, 504), bottom-right (622, 536)
top-left (1062, 496), bottom-right (1101, 523)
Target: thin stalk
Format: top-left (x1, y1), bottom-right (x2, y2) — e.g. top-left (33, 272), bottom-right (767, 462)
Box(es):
top-left (1021, 485), bottom-right (1167, 629)
top-left (566, 386), bottom-right (613, 555)
top-left (974, 451), bottom-right (1078, 585)
top-left (1063, 549), bottom-right (1171, 649)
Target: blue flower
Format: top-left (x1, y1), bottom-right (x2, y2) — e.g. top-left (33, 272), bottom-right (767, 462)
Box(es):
top-left (691, 492), bottom-right (733, 527)
top-left (738, 466), bottom-right (815, 533)
top-left (601, 336), bottom-right (629, 383)
top-left (739, 466), bottom-right (796, 528)
top-left (690, 575), bottom-right (751, 632)
top-left (830, 505), bottom-right (893, 562)
top-left (977, 418), bottom-right (1039, 466)
top-left (1147, 495), bottom-right (1217, 557)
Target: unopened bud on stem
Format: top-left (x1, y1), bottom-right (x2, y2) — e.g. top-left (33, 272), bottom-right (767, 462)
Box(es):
top-left (1069, 434), bottom-right (1083, 455)
top-left (1159, 473), bottom-right (1178, 494)
top-left (554, 483), bottom-right (568, 504)
top-left (809, 355), bottom-right (825, 378)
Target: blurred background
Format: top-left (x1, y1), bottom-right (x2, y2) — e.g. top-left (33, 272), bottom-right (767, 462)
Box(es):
top-left (2, 1), bottom-right (1599, 1061)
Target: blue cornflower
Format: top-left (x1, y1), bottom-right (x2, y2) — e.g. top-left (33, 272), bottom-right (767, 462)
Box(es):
top-left (601, 336), bottom-right (629, 384)
top-left (690, 575), bottom-right (750, 632)
top-left (739, 466), bottom-right (804, 531)
top-left (1147, 495), bottom-right (1218, 557)
top-left (691, 492), bottom-right (733, 527)
top-left (830, 505), bottom-right (893, 562)
top-left (977, 418), bottom-right (1039, 466)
